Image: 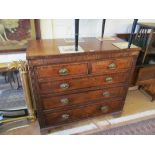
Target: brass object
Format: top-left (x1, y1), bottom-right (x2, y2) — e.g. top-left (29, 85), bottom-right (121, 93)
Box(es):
top-left (103, 91), bottom-right (110, 97)
top-left (61, 114), bottom-right (70, 119)
top-left (108, 63), bottom-right (116, 69)
top-left (59, 68), bottom-right (69, 76)
top-left (105, 77), bottom-right (113, 82)
top-left (7, 60), bottom-right (36, 121)
top-left (0, 116), bottom-right (34, 124)
top-left (60, 83), bottom-right (69, 89)
top-left (100, 106), bottom-right (109, 113)
top-left (60, 98), bottom-right (69, 105)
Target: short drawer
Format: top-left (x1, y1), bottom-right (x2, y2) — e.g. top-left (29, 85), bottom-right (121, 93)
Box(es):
top-left (39, 72), bottom-right (129, 94)
top-left (44, 99), bottom-right (123, 126)
top-left (91, 57), bottom-right (133, 74)
top-left (35, 63), bottom-right (88, 79)
top-left (41, 86), bottom-right (126, 110)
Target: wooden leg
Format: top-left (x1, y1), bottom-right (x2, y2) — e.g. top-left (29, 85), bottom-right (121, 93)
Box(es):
top-left (138, 85), bottom-right (142, 90)
top-left (151, 96), bottom-right (155, 102)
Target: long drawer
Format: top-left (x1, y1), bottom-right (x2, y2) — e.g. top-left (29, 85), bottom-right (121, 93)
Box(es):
top-left (44, 99), bottom-right (123, 126)
top-left (91, 57), bottom-right (133, 74)
top-left (41, 86), bottom-right (126, 110)
top-left (38, 72), bottom-right (129, 94)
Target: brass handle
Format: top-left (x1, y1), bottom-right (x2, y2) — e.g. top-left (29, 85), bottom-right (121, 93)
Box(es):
top-left (59, 68), bottom-right (68, 76)
top-left (102, 91), bottom-right (110, 97)
top-left (100, 106), bottom-right (109, 113)
top-left (105, 77), bottom-right (113, 82)
top-left (60, 83), bottom-right (69, 89)
top-left (60, 98), bottom-right (69, 105)
top-left (108, 63), bottom-right (116, 70)
top-left (61, 114), bottom-right (70, 119)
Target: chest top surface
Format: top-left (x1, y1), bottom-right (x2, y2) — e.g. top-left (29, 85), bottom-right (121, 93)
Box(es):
top-left (26, 37), bottom-right (140, 59)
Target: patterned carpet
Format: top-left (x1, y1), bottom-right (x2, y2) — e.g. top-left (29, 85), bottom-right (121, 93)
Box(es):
top-left (0, 73), bottom-right (27, 117)
top-left (91, 118), bottom-right (155, 135)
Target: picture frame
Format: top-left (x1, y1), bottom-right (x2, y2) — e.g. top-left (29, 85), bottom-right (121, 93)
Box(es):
top-left (0, 19), bottom-right (41, 53)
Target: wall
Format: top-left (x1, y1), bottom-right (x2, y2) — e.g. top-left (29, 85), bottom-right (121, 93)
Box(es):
top-left (1, 19), bottom-right (155, 62)
top-left (40, 19), bottom-right (155, 38)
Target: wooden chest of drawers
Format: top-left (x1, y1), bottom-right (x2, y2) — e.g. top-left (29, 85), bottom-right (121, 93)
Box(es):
top-left (27, 37), bottom-right (140, 131)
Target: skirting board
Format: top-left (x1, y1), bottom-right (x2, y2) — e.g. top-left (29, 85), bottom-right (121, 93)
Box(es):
top-left (48, 109), bottom-right (155, 135)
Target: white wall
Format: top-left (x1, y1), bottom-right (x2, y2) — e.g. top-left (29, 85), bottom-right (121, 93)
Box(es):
top-left (1, 19), bottom-right (155, 62)
top-left (41, 19), bottom-right (155, 39)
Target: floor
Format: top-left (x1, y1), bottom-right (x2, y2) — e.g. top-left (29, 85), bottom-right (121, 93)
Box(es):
top-left (1, 88), bottom-right (155, 135)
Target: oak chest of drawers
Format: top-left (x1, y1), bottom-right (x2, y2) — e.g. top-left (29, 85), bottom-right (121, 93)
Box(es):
top-left (27, 37), bottom-right (140, 130)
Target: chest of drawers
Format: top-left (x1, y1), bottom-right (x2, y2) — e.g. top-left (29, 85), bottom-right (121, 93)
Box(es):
top-left (27, 37), bottom-right (140, 131)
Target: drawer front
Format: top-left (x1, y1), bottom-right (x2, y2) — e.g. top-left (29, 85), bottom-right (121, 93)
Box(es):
top-left (44, 100), bottom-right (123, 126)
top-left (137, 66), bottom-right (155, 84)
top-left (41, 87), bottom-right (125, 110)
top-left (35, 63), bottom-right (88, 79)
top-left (39, 72), bottom-right (128, 94)
top-left (91, 57), bottom-right (133, 74)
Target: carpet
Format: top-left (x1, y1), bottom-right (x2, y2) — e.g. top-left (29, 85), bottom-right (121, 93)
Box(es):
top-left (0, 89), bottom-right (26, 110)
top-left (91, 118), bottom-right (155, 135)
top-left (0, 73), bottom-right (27, 117)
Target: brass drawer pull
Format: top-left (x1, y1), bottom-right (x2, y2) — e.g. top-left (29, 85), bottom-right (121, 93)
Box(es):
top-left (108, 63), bottom-right (116, 69)
top-left (102, 91), bottom-right (110, 97)
top-left (105, 77), bottom-right (113, 82)
top-left (60, 98), bottom-right (69, 105)
top-left (59, 68), bottom-right (68, 76)
top-left (61, 114), bottom-right (70, 119)
top-left (60, 83), bottom-right (69, 89)
top-left (100, 106), bottom-right (109, 113)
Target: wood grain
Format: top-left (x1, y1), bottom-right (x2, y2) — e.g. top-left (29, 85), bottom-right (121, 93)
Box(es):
top-left (38, 72), bottom-right (129, 94)
top-left (41, 86), bottom-right (125, 110)
top-left (44, 99), bottom-right (123, 126)
top-left (27, 37), bottom-right (140, 129)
